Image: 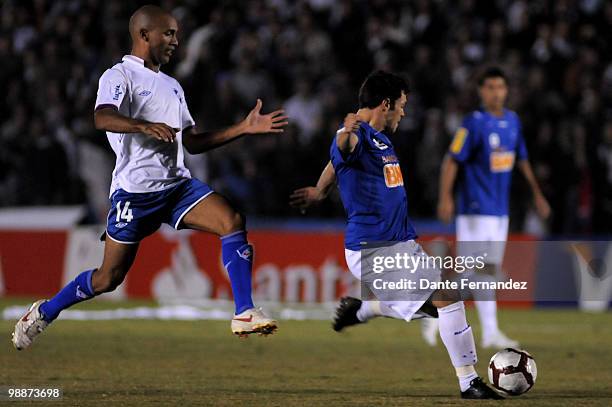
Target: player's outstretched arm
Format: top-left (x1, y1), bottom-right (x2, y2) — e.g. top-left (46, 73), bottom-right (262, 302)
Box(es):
top-left (438, 154), bottom-right (459, 223)
top-left (289, 161), bottom-right (336, 210)
top-left (182, 99), bottom-right (288, 154)
top-left (94, 107), bottom-right (177, 142)
top-left (518, 159), bottom-right (551, 219)
top-left (336, 113), bottom-right (361, 154)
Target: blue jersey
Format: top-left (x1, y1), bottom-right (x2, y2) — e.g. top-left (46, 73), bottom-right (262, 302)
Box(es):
top-left (449, 108), bottom-right (528, 216)
top-left (330, 122), bottom-right (418, 250)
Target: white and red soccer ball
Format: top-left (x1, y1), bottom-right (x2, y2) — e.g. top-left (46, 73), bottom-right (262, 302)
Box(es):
top-left (488, 348), bottom-right (537, 396)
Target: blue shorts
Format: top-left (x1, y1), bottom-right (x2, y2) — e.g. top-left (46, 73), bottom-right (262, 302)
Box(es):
top-left (106, 178), bottom-right (214, 244)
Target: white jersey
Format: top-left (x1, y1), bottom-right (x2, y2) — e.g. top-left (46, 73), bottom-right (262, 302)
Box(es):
top-left (94, 55), bottom-right (195, 196)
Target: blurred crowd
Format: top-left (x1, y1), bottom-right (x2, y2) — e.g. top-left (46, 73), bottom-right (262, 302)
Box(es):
top-left (1, 0), bottom-right (611, 234)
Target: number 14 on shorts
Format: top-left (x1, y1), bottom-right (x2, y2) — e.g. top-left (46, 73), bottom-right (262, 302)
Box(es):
top-left (115, 201), bottom-right (134, 223)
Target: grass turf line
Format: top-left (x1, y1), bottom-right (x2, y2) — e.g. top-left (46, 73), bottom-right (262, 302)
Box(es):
top-left (1, 306), bottom-right (611, 406)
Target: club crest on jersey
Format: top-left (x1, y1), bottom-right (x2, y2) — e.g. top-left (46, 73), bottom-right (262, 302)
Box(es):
top-left (372, 136), bottom-right (388, 150)
top-left (237, 246), bottom-right (253, 261)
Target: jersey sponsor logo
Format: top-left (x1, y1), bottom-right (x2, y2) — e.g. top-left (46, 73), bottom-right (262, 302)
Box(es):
top-left (382, 155), bottom-right (398, 163)
top-left (450, 127), bottom-right (468, 154)
top-left (372, 136), bottom-right (388, 150)
top-left (383, 163), bottom-right (404, 188)
top-left (490, 151), bottom-right (515, 172)
top-left (138, 90), bottom-right (151, 96)
top-left (113, 85), bottom-right (123, 101)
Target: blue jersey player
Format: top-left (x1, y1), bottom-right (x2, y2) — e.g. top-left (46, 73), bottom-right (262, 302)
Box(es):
top-left (291, 71), bottom-right (502, 399)
top-left (421, 67), bottom-right (550, 349)
top-left (13, 5), bottom-right (288, 350)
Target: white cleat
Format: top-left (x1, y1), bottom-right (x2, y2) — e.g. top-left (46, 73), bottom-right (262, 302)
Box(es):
top-left (481, 330), bottom-right (519, 349)
top-left (12, 300), bottom-right (49, 351)
top-left (231, 307), bottom-right (278, 338)
top-left (421, 317), bottom-right (439, 346)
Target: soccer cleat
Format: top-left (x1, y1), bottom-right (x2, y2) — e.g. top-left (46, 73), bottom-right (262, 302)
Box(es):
top-left (482, 330), bottom-right (519, 349)
top-left (332, 297), bottom-right (364, 332)
top-left (461, 377), bottom-right (504, 399)
top-left (231, 307), bottom-right (278, 338)
top-left (421, 317), bottom-right (439, 346)
top-left (12, 300), bottom-right (49, 351)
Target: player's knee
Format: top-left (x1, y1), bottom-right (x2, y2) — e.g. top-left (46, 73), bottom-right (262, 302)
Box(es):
top-left (92, 267), bottom-right (127, 294)
top-left (431, 288), bottom-right (461, 308)
top-left (432, 299), bottom-right (456, 308)
top-left (220, 211), bottom-right (245, 235)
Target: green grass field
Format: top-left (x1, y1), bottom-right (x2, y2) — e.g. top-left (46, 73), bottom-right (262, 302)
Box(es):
top-left (1, 300), bottom-right (611, 406)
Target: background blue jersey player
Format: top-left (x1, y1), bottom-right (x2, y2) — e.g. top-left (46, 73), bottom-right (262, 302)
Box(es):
top-left (12, 5), bottom-right (288, 350)
top-left (291, 71), bottom-right (502, 399)
top-left (421, 67), bottom-right (551, 349)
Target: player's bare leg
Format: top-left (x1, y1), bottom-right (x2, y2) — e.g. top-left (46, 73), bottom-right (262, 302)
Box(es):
top-left (12, 239), bottom-right (139, 350)
top-left (431, 290), bottom-right (503, 399)
top-left (92, 239), bottom-right (140, 294)
top-left (182, 193), bottom-right (277, 337)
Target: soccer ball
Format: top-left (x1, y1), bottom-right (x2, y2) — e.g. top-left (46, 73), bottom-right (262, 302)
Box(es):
top-left (488, 348), bottom-right (537, 396)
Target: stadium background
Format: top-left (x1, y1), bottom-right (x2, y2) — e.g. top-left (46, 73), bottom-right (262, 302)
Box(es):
top-left (0, 0), bottom-right (610, 233)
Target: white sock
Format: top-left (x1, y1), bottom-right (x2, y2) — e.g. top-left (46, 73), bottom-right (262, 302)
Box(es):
top-left (475, 298), bottom-right (499, 339)
top-left (456, 365), bottom-right (479, 392)
top-left (356, 301), bottom-right (378, 321)
top-left (357, 300), bottom-right (405, 321)
top-left (471, 272), bottom-right (500, 339)
top-left (438, 301), bottom-right (478, 391)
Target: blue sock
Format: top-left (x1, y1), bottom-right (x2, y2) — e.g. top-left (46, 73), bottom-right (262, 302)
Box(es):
top-left (39, 269), bottom-right (96, 322)
top-left (221, 231), bottom-right (255, 314)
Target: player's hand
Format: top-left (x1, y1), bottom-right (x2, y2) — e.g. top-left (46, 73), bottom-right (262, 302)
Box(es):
top-left (243, 99), bottom-right (288, 134)
top-left (534, 193), bottom-right (551, 220)
top-left (289, 187), bottom-right (324, 210)
top-left (437, 195), bottom-right (454, 224)
top-left (342, 113), bottom-right (363, 134)
top-left (140, 122), bottom-right (176, 143)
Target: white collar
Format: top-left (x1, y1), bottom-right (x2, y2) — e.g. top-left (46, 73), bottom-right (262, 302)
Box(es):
top-left (122, 55), bottom-right (160, 74)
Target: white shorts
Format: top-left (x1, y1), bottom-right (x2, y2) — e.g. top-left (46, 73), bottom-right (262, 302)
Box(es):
top-left (345, 240), bottom-right (441, 322)
top-left (456, 215), bottom-right (509, 265)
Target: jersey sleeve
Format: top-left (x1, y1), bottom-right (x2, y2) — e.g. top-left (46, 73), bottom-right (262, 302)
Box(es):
top-left (515, 119), bottom-right (528, 161)
top-left (94, 68), bottom-right (127, 110)
top-left (333, 123), bottom-right (366, 164)
top-left (448, 115), bottom-right (478, 163)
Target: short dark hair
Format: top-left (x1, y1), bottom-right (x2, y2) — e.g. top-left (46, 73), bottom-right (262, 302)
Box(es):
top-left (478, 67), bottom-right (507, 86)
top-left (358, 71), bottom-right (410, 109)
